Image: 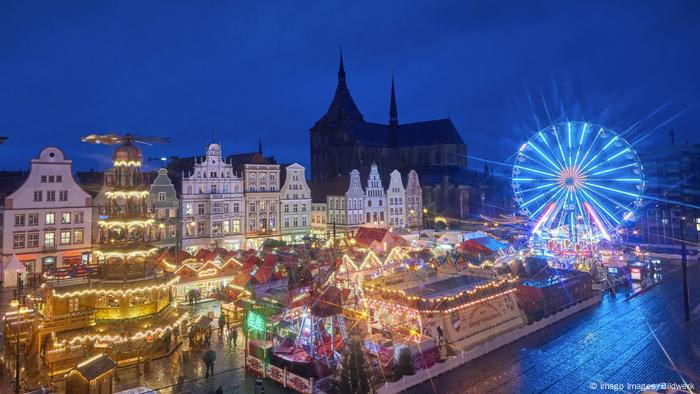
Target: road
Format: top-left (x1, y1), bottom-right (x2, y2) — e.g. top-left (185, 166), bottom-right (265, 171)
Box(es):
top-left (407, 263), bottom-right (700, 393)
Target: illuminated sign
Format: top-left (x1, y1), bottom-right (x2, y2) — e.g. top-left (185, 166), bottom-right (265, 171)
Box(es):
top-left (630, 267), bottom-right (642, 281)
top-left (245, 311), bottom-right (266, 332)
top-left (198, 268), bottom-right (218, 278)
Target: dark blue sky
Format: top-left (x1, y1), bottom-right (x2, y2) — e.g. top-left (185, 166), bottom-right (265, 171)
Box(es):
top-left (1, 1), bottom-right (699, 173)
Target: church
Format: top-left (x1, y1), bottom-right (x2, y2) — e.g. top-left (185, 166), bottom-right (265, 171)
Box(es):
top-left (310, 53), bottom-right (476, 217)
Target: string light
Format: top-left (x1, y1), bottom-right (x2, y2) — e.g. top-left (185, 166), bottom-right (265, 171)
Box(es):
top-left (94, 247), bottom-right (159, 258)
top-left (51, 277), bottom-right (179, 298)
top-left (105, 190), bottom-right (149, 198)
top-left (113, 160), bottom-right (142, 167)
top-left (98, 219), bottom-right (154, 228)
top-left (58, 312), bottom-right (189, 345)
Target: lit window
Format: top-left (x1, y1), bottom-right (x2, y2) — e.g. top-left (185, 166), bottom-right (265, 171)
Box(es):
top-left (73, 229), bottom-right (84, 244)
top-left (60, 230), bottom-right (71, 245)
top-left (44, 232), bottom-right (55, 247)
top-left (13, 233), bottom-right (25, 249)
top-left (45, 212), bottom-right (55, 225)
top-left (61, 212), bottom-right (71, 224)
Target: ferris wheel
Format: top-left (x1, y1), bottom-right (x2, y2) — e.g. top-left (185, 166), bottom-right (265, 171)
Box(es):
top-left (512, 122), bottom-right (644, 244)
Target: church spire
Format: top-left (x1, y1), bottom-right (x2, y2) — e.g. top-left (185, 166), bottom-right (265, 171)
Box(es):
top-left (338, 48), bottom-right (346, 87)
top-left (389, 75), bottom-right (398, 128)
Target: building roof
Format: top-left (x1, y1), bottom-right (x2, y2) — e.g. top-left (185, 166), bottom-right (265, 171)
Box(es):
top-left (402, 274), bottom-right (489, 299)
top-left (0, 171), bottom-right (28, 206)
top-left (226, 152), bottom-right (276, 167)
top-left (72, 354), bottom-right (116, 381)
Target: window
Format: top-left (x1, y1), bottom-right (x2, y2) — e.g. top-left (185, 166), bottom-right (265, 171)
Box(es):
top-left (59, 190), bottom-right (68, 201)
top-left (284, 217), bottom-right (289, 228)
top-left (259, 201), bottom-right (266, 211)
top-left (45, 212), bottom-right (55, 225)
top-left (60, 230), bottom-right (71, 245)
top-left (212, 221), bottom-right (222, 235)
top-left (33, 191), bottom-right (42, 202)
top-left (211, 184), bottom-right (217, 193)
top-left (293, 204), bottom-right (298, 213)
top-left (185, 203), bottom-right (193, 215)
top-left (61, 212), bottom-right (71, 224)
top-left (270, 174), bottom-right (275, 181)
top-left (198, 203), bottom-right (205, 215)
top-left (41, 175), bottom-right (47, 183)
top-left (197, 221), bottom-right (205, 235)
top-left (302, 216), bottom-right (307, 226)
top-left (223, 220), bottom-right (230, 234)
top-left (27, 232), bottom-right (39, 247)
top-left (13, 233), bottom-right (25, 249)
top-left (73, 229), bottom-right (84, 244)
top-left (158, 209), bottom-right (166, 219)
top-left (233, 203), bottom-right (240, 213)
top-left (48, 175), bottom-right (55, 183)
top-left (44, 232), bottom-right (55, 248)
top-left (249, 202), bottom-right (256, 212)
top-left (301, 204), bottom-right (306, 212)
top-left (15, 214), bottom-right (25, 226)
top-left (260, 186), bottom-right (266, 192)
top-left (367, 200), bottom-right (372, 207)
top-left (74, 211), bottom-right (84, 223)
top-left (56, 175), bottom-right (62, 183)
top-left (284, 204), bottom-right (289, 213)
top-left (379, 200), bottom-right (383, 207)
top-left (158, 192), bottom-right (166, 202)
top-left (212, 201), bottom-right (222, 213)
top-left (293, 217), bottom-right (298, 227)
top-left (223, 202), bottom-right (230, 213)
top-left (232, 219), bottom-right (241, 233)
top-left (47, 191), bottom-right (56, 201)
top-left (68, 298), bottom-right (79, 313)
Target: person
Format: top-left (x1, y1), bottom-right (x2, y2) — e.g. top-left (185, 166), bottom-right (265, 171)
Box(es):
top-left (255, 377), bottom-right (264, 394)
top-left (204, 325), bottom-right (212, 348)
top-left (216, 386), bottom-right (223, 394)
top-left (231, 326), bottom-right (238, 347)
top-left (218, 313), bottom-right (226, 335)
top-left (227, 326), bottom-right (233, 347)
top-left (202, 347), bottom-right (216, 377)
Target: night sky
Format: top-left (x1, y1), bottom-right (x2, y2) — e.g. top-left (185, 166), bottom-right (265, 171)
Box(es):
top-left (1, 1), bottom-right (699, 174)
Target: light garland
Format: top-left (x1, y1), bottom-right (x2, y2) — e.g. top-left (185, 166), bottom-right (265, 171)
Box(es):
top-left (98, 219), bottom-right (155, 229)
top-left (59, 312), bottom-right (189, 346)
top-left (367, 288), bottom-right (517, 315)
top-left (105, 190), bottom-right (149, 198)
top-left (94, 247), bottom-right (159, 259)
top-left (113, 160), bottom-right (142, 167)
top-left (52, 277), bottom-right (179, 298)
top-left (363, 276), bottom-right (517, 303)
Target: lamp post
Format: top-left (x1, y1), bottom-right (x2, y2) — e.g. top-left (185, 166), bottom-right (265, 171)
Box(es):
top-left (680, 214), bottom-right (690, 322)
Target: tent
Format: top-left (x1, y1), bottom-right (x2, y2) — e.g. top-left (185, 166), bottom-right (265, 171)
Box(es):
top-left (3, 254), bottom-right (26, 287)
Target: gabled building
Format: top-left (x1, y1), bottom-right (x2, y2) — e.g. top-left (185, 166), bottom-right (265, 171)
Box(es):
top-left (147, 168), bottom-right (179, 249)
top-left (405, 169), bottom-right (423, 228)
top-left (387, 169), bottom-right (406, 228)
top-left (179, 142), bottom-right (245, 252)
top-left (0, 147), bottom-right (92, 280)
top-left (279, 163), bottom-right (311, 243)
top-left (364, 163), bottom-right (387, 227)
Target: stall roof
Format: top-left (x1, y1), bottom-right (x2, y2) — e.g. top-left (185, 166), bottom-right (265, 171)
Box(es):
top-left (402, 275), bottom-right (489, 299)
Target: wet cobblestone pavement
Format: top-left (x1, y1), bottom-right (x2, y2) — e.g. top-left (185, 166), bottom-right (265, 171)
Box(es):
top-left (408, 263), bottom-right (700, 393)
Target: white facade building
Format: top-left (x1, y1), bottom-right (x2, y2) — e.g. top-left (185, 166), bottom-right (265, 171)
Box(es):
top-left (346, 169), bottom-right (365, 229)
top-left (364, 163), bottom-right (387, 227)
top-left (405, 169), bottom-right (423, 228)
top-left (310, 202), bottom-right (327, 239)
top-left (180, 143), bottom-right (244, 252)
top-left (241, 157), bottom-right (281, 247)
top-left (280, 163), bottom-right (311, 243)
top-left (0, 147), bottom-right (92, 280)
top-left (387, 170), bottom-right (406, 228)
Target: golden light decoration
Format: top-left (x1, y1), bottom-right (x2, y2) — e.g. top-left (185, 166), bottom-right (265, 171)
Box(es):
top-left (94, 247), bottom-right (159, 259)
top-left (113, 160), bottom-right (142, 167)
top-left (105, 190), bottom-right (149, 198)
top-left (98, 219), bottom-right (155, 229)
top-left (60, 312), bottom-right (189, 346)
top-left (52, 277), bottom-right (179, 298)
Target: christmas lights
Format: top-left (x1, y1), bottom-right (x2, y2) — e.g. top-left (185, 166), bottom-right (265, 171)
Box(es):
top-left (51, 277), bottom-right (178, 298)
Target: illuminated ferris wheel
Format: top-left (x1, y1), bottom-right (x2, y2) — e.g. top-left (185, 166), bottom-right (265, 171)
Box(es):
top-left (512, 122), bottom-right (645, 245)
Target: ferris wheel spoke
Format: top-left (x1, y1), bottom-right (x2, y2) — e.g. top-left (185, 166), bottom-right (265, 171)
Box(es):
top-left (518, 182), bottom-right (557, 194)
top-left (514, 165), bottom-right (557, 177)
top-left (578, 188), bottom-right (621, 226)
top-left (525, 142), bottom-right (562, 173)
top-left (580, 135), bottom-right (619, 173)
top-left (573, 191), bottom-right (593, 240)
top-left (552, 127), bottom-right (568, 165)
top-left (580, 184), bottom-right (633, 213)
top-left (538, 131), bottom-right (568, 169)
top-left (528, 187), bottom-right (566, 218)
top-left (520, 152), bottom-right (560, 175)
top-left (520, 184), bottom-right (560, 208)
top-left (573, 123), bottom-right (588, 167)
top-left (585, 182), bottom-right (641, 199)
top-left (585, 147), bottom-right (631, 174)
top-left (576, 127), bottom-right (604, 172)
